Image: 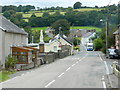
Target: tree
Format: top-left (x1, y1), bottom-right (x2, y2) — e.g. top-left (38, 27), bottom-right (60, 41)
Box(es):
top-left (24, 26), bottom-right (32, 43)
top-left (118, 3), bottom-right (120, 24)
top-left (31, 13), bottom-right (37, 18)
top-left (3, 11), bottom-right (11, 19)
top-left (93, 38), bottom-right (103, 51)
top-left (42, 12), bottom-right (50, 17)
top-left (51, 19), bottom-right (70, 35)
top-left (73, 2), bottom-right (82, 9)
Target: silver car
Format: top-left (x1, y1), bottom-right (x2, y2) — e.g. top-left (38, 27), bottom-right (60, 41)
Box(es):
top-left (106, 49), bottom-right (120, 59)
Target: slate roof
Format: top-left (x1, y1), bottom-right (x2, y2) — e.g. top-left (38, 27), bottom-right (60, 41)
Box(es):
top-left (82, 32), bottom-right (95, 38)
top-left (0, 15), bottom-right (27, 35)
top-left (113, 30), bottom-right (120, 34)
top-left (50, 34), bottom-right (73, 45)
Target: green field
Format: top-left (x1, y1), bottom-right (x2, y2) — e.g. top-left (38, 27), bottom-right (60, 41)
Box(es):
top-left (70, 26), bottom-right (101, 32)
top-left (74, 8), bottom-right (103, 12)
top-left (21, 8), bottom-right (103, 18)
top-left (22, 11), bottom-right (66, 18)
top-left (31, 26), bottom-right (101, 32)
top-left (31, 27), bottom-right (48, 31)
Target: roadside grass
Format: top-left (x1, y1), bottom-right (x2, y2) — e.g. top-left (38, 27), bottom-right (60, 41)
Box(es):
top-left (0, 70), bottom-right (16, 82)
top-left (70, 26), bottom-right (102, 32)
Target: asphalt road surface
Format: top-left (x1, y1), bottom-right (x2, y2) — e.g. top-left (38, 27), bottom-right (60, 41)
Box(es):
top-left (1, 44), bottom-right (109, 88)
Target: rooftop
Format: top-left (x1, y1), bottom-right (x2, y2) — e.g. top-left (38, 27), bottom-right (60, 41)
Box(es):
top-left (0, 15), bottom-right (27, 35)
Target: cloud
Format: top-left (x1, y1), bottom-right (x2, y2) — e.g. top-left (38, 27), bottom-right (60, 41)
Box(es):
top-left (1, 0), bottom-right (120, 7)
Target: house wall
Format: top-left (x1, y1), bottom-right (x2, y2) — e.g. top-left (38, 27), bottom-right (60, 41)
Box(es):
top-left (45, 40), bottom-right (61, 52)
top-left (0, 29), bottom-right (5, 68)
top-left (5, 33), bottom-right (27, 57)
top-left (115, 33), bottom-right (120, 52)
top-left (1, 32), bottom-right (28, 68)
top-left (81, 33), bottom-right (96, 45)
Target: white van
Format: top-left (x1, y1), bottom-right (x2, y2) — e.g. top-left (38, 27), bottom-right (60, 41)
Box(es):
top-left (87, 43), bottom-right (93, 51)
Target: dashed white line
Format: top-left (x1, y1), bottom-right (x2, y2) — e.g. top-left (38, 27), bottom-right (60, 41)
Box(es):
top-left (66, 67), bottom-right (71, 71)
top-left (45, 80), bottom-right (55, 88)
top-left (104, 61), bottom-right (110, 74)
top-left (102, 76), bottom-right (107, 89)
top-left (58, 73), bottom-right (64, 78)
top-left (72, 64), bottom-right (76, 67)
top-left (76, 61), bottom-right (79, 64)
top-left (99, 54), bottom-right (103, 61)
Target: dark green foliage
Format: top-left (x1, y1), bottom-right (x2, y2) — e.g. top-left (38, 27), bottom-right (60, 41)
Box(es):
top-left (51, 19), bottom-right (70, 35)
top-left (31, 13), bottom-right (37, 18)
top-left (24, 26), bottom-right (32, 43)
top-left (73, 37), bottom-right (81, 46)
top-left (93, 38), bottom-right (103, 51)
top-left (73, 2), bottom-right (82, 9)
top-left (5, 55), bottom-right (18, 69)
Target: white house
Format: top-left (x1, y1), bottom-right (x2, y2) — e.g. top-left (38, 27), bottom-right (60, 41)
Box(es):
top-left (0, 15), bottom-right (28, 68)
top-left (45, 34), bottom-right (73, 54)
top-left (45, 39), bottom-right (61, 52)
top-left (81, 32), bottom-right (96, 45)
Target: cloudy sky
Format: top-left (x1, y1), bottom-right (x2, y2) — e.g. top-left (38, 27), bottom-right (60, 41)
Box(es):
top-left (1, 0), bottom-right (120, 8)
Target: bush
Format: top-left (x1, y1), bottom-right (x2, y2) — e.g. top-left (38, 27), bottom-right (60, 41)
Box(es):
top-left (74, 46), bottom-right (80, 51)
top-left (5, 55), bottom-right (18, 70)
top-left (73, 37), bottom-right (81, 46)
top-left (93, 38), bottom-right (102, 51)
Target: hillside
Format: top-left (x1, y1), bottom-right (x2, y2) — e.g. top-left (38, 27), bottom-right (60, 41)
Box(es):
top-left (31, 26), bottom-right (101, 32)
top-left (20, 8), bottom-right (104, 20)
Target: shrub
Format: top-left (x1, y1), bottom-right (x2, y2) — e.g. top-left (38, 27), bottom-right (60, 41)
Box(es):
top-left (74, 46), bottom-right (80, 51)
top-left (5, 55), bottom-right (18, 70)
top-left (93, 38), bottom-right (103, 51)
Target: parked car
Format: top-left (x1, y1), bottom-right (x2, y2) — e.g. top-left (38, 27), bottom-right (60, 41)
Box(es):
top-left (106, 48), bottom-right (120, 59)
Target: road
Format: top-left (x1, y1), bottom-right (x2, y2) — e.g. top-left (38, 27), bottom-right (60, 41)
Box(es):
top-left (2, 44), bottom-right (109, 88)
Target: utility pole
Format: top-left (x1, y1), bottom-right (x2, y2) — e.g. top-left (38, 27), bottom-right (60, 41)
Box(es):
top-left (106, 16), bottom-right (109, 53)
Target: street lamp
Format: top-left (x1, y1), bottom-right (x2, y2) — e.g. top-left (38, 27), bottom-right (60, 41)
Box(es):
top-left (100, 18), bottom-right (109, 54)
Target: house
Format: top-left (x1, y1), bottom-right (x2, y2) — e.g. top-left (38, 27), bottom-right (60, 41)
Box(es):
top-left (45, 34), bottom-right (73, 55)
top-left (113, 25), bottom-right (120, 52)
top-left (0, 15), bottom-right (28, 68)
top-left (45, 39), bottom-right (61, 52)
top-left (81, 32), bottom-right (96, 45)
top-left (45, 27), bottom-right (55, 34)
top-left (45, 27), bottom-right (55, 38)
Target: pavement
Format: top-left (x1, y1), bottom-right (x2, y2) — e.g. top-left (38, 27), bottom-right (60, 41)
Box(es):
top-left (99, 52), bottom-right (120, 88)
top-left (0, 44), bottom-right (119, 89)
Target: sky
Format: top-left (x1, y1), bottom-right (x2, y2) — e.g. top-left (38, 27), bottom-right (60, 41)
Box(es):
top-left (0, 0), bottom-right (120, 8)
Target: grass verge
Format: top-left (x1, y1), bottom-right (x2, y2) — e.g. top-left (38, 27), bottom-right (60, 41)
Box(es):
top-left (0, 70), bottom-right (16, 82)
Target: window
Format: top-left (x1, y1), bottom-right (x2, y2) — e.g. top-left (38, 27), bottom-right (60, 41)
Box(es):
top-left (54, 46), bottom-right (57, 51)
top-left (18, 55), bottom-right (27, 63)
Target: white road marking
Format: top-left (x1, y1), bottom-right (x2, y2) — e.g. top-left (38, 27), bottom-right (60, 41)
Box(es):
top-left (58, 73), bottom-right (64, 78)
top-left (76, 61), bottom-right (79, 64)
top-left (21, 74), bottom-right (24, 76)
top-left (66, 67), bottom-right (71, 71)
top-left (99, 53), bottom-right (109, 74)
top-left (45, 80), bottom-right (55, 88)
top-left (104, 61), bottom-right (109, 74)
top-left (102, 76), bottom-right (107, 89)
top-left (72, 64), bottom-right (76, 67)
top-left (99, 54), bottom-right (103, 61)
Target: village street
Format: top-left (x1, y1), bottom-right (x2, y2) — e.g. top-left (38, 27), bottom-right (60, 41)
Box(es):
top-left (1, 44), bottom-right (115, 88)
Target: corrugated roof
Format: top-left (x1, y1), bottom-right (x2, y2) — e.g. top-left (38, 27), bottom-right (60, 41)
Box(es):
top-left (0, 15), bottom-right (27, 35)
